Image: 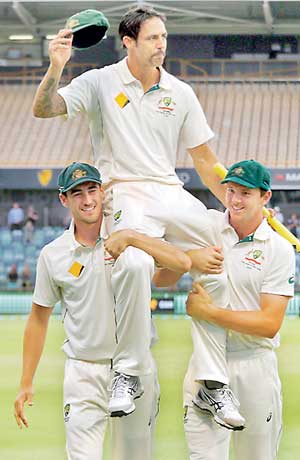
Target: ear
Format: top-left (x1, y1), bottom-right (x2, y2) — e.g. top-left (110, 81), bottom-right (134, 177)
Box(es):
top-left (122, 35), bottom-right (134, 50)
top-left (262, 190), bottom-right (272, 207)
top-left (59, 193), bottom-right (69, 208)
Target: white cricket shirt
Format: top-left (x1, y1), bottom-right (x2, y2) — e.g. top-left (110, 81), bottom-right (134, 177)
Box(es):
top-left (33, 224), bottom-right (117, 361)
top-left (212, 210), bottom-right (295, 351)
top-left (58, 58), bottom-right (213, 185)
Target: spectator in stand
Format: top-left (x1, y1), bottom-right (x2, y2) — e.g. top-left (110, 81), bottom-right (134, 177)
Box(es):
top-left (7, 202), bottom-right (24, 231)
top-left (24, 206), bottom-right (39, 243)
top-left (274, 206), bottom-right (284, 224)
top-left (21, 264), bottom-right (32, 290)
top-left (287, 212), bottom-right (299, 238)
top-left (7, 264), bottom-right (19, 287)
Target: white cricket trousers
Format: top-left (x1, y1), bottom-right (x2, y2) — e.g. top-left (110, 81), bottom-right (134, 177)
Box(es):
top-left (63, 355), bottom-right (159, 460)
top-left (183, 349), bottom-right (282, 460)
top-left (105, 181), bottom-right (229, 381)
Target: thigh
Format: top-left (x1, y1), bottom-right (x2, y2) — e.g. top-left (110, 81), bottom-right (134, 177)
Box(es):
top-left (229, 351), bottom-right (282, 460)
top-left (184, 404), bottom-right (230, 460)
top-left (164, 188), bottom-right (221, 250)
top-left (63, 359), bottom-right (110, 460)
top-left (110, 355), bottom-right (159, 460)
top-left (107, 182), bottom-right (166, 236)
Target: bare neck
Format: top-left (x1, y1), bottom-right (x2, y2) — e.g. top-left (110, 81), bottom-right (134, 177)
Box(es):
top-left (127, 58), bottom-right (160, 92)
top-left (230, 216), bottom-right (264, 240)
top-left (74, 219), bottom-right (102, 247)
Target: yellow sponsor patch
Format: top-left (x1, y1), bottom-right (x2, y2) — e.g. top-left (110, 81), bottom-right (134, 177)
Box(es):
top-left (115, 92), bottom-right (130, 108)
top-left (68, 261), bottom-right (84, 277)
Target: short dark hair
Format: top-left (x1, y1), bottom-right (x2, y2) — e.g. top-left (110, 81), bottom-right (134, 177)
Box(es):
top-left (118, 5), bottom-right (166, 45)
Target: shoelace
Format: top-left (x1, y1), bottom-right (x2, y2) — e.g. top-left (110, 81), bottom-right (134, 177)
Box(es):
top-left (216, 388), bottom-right (240, 409)
top-left (110, 374), bottom-right (131, 398)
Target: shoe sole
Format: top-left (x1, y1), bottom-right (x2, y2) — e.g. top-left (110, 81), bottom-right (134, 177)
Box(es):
top-left (193, 400), bottom-right (245, 432)
top-left (109, 391), bottom-right (144, 418)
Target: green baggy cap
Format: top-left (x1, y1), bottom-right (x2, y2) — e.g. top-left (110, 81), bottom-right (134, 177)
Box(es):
top-left (58, 162), bottom-right (102, 193)
top-left (221, 159), bottom-right (271, 191)
top-left (66, 9), bottom-right (110, 49)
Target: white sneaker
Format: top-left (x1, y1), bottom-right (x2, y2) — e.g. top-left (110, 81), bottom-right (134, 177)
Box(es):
top-left (193, 385), bottom-right (245, 431)
top-left (109, 372), bottom-right (144, 417)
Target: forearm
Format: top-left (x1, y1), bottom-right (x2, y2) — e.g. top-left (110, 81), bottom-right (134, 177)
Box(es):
top-left (189, 144), bottom-right (226, 206)
top-left (20, 305), bottom-right (52, 386)
top-left (32, 64), bottom-right (66, 118)
top-left (129, 231), bottom-right (191, 273)
top-left (193, 304), bottom-right (280, 338)
top-left (152, 268), bottom-right (183, 287)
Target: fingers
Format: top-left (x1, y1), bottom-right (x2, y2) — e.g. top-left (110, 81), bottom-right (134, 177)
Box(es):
top-left (14, 398), bottom-right (29, 429)
top-left (191, 282), bottom-right (205, 294)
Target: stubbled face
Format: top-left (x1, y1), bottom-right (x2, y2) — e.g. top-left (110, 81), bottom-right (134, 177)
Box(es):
top-left (60, 182), bottom-right (104, 225)
top-left (225, 182), bottom-right (271, 227)
top-left (125, 17), bottom-right (167, 68)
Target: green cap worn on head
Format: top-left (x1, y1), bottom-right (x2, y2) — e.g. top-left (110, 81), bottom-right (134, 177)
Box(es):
top-left (221, 159), bottom-right (271, 191)
top-left (58, 162), bottom-right (102, 193)
top-left (66, 9), bottom-right (110, 49)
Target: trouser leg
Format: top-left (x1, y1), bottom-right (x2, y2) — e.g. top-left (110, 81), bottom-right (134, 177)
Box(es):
top-left (111, 247), bottom-right (154, 375)
top-left (110, 355), bottom-right (159, 460)
top-left (63, 359), bottom-right (111, 460)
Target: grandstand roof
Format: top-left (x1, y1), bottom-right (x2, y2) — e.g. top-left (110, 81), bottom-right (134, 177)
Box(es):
top-left (0, 0), bottom-right (300, 42)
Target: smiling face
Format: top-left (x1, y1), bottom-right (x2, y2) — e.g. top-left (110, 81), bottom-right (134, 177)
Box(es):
top-left (59, 181), bottom-right (104, 226)
top-left (124, 17), bottom-right (167, 69)
top-left (225, 182), bottom-right (272, 232)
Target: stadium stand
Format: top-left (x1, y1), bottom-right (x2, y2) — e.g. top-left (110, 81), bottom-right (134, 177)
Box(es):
top-left (2, 81), bottom-right (300, 169)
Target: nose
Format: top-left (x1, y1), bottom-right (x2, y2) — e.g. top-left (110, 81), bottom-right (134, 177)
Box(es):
top-left (82, 191), bottom-right (93, 205)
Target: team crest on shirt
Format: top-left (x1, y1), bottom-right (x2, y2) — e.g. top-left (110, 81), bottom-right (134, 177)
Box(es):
top-left (114, 210), bottom-right (122, 223)
top-left (242, 249), bottom-right (264, 270)
top-left (64, 403), bottom-right (71, 422)
top-left (157, 96), bottom-right (176, 117)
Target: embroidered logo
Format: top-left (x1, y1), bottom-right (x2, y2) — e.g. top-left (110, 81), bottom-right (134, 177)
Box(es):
top-left (242, 249), bottom-right (264, 270)
top-left (288, 276), bottom-right (295, 284)
top-left (157, 96), bottom-right (176, 116)
top-left (114, 210), bottom-right (122, 222)
top-left (68, 261), bottom-right (84, 277)
top-left (232, 166), bottom-right (244, 176)
top-left (266, 412), bottom-right (272, 422)
top-left (66, 19), bottom-right (80, 29)
top-left (72, 169), bottom-right (87, 180)
top-left (64, 403), bottom-right (71, 422)
top-left (115, 92), bottom-right (130, 108)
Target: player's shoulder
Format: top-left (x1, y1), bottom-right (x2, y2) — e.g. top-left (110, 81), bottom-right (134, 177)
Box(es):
top-left (39, 230), bottom-right (71, 257)
top-left (269, 227), bottom-right (295, 256)
top-left (162, 68), bottom-right (194, 93)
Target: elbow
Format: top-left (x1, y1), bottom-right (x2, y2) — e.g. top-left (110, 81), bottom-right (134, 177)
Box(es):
top-left (32, 105), bottom-right (46, 118)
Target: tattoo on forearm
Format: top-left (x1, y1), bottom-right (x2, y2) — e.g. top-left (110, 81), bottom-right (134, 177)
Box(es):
top-left (35, 77), bottom-right (66, 117)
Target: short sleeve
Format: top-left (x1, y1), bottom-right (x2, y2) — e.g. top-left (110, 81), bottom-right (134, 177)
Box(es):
top-left (58, 69), bottom-right (101, 120)
top-left (180, 84), bottom-right (214, 149)
top-left (33, 249), bottom-right (61, 307)
top-left (261, 241), bottom-right (295, 297)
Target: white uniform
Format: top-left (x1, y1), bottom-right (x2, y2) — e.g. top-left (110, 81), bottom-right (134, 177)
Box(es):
top-left (33, 223), bottom-right (158, 460)
top-left (58, 58), bottom-right (229, 382)
top-left (183, 210), bottom-right (295, 460)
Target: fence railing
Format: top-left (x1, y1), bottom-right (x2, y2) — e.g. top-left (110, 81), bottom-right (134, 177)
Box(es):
top-left (2, 58), bottom-right (300, 84)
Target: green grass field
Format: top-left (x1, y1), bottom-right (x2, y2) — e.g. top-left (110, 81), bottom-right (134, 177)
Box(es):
top-left (1, 316), bottom-right (299, 459)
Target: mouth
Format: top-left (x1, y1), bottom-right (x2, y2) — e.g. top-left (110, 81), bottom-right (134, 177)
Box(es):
top-left (82, 205), bottom-right (96, 212)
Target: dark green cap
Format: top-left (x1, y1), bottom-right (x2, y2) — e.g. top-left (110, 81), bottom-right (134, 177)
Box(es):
top-left (58, 162), bottom-right (102, 193)
top-left (221, 160), bottom-right (271, 191)
top-left (66, 9), bottom-right (110, 49)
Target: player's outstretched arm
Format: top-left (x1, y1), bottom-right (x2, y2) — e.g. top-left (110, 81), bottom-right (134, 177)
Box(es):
top-left (105, 229), bottom-right (191, 273)
top-left (14, 303), bottom-right (53, 429)
top-left (186, 282), bottom-right (290, 338)
top-left (188, 143), bottom-right (227, 206)
top-left (32, 29), bottom-right (72, 118)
